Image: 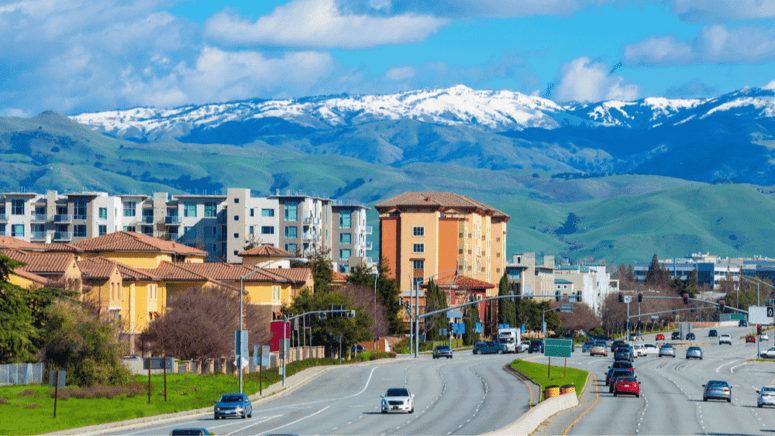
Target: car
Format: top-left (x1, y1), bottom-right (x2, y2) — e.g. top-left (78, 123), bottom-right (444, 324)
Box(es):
top-left (611, 340), bottom-right (626, 352)
top-left (719, 334), bottom-right (732, 345)
top-left (527, 340), bottom-right (544, 354)
top-left (761, 347), bottom-right (775, 359)
top-left (739, 320), bottom-right (748, 327)
top-left (606, 368), bottom-right (633, 386)
top-left (170, 430), bottom-right (210, 436)
top-left (614, 347), bottom-right (633, 362)
top-left (473, 341), bottom-right (505, 355)
top-left (761, 333), bottom-right (769, 341)
top-left (703, 380), bottom-right (732, 403)
top-left (582, 341), bottom-right (595, 352)
top-left (656, 334), bottom-right (665, 341)
top-left (671, 331), bottom-right (682, 340)
top-left (381, 388), bottom-right (414, 414)
top-left (629, 332), bottom-right (643, 341)
top-left (659, 344), bottom-right (676, 358)
top-left (757, 386), bottom-right (775, 408)
top-left (518, 341), bottom-right (529, 353)
top-left (214, 393), bottom-right (252, 420)
top-left (609, 360), bottom-right (635, 375)
top-left (643, 343), bottom-right (659, 356)
top-left (594, 334), bottom-right (613, 342)
top-left (433, 345), bottom-right (453, 359)
top-left (709, 329), bottom-right (718, 337)
top-left (686, 346), bottom-right (703, 360)
top-left (613, 376), bottom-right (640, 398)
top-left (632, 343), bottom-right (645, 357)
top-left (746, 335), bottom-right (757, 343)
top-left (608, 369), bottom-right (634, 392)
top-left (590, 344), bottom-right (608, 357)
top-left (686, 333), bottom-right (695, 340)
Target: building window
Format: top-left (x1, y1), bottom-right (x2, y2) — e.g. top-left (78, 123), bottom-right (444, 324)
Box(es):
top-left (413, 260), bottom-right (424, 270)
top-left (249, 226), bottom-right (254, 234)
top-left (212, 226), bottom-right (217, 235)
top-left (11, 199), bottom-right (24, 215)
top-left (73, 200), bottom-right (87, 220)
top-left (184, 226), bottom-right (194, 235)
top-left (234, 215), bottom-right (239, 221)
top-left (99, 207), bottom-right (107, 220)
top-left (413, 243), bottom-right (424, 253)
top-left (0, 224), bottom-right (5, 235)
top-left (413, 277), bottom-right (423, 288)
top-left (123, 201), bottom-right (136, 217)
top-left (73, 225), bottom-right (86, 237)
top-left (12, 224), bottom-right (24, 237)
top-left (123, 226), bottom-right (136, 232)
top-left (250, 209), bottom-right (254, 217)
top-left (99, 225), bottom-right (107, 236)
top-left (340, 249), bottom-right (351, 260)
top-left (285, 226), bottom-right (297, 239)
top-left (284, 203), bottom-right (298, 221)
top-left (234, 198), bottom-right (239, 204)
top-left (262, 209), bottom-right (275, 217)
top-left (184, 203), bottom-right (197, 218)
top-left (234, 250), bottom-right (239, 256)
top-left (142, 226), bottom-right (153, 236)
top-left (339, 212), bottom-right (351, 229)
top-left (285, 243), bottom-right (297, 253)
top-left (205, 203), bottom-right (216, 218)
top-left (340, 233), bottom-right (351, 245)
top-left (413, 226), bottom-right (424, 237)
top-left (261, 226), bottom-right (274, 235)
top-left (35, 205), bottom-right (45, 215)
top-left (234, 233), bottom-right (239, 239)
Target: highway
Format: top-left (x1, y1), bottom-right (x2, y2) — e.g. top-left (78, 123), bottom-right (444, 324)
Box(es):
top-left (109, 352), bottom-right (531, 435)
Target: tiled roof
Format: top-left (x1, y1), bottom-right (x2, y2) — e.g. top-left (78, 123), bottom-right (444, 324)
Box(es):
top-left (374, 192), bottom-right (509, 220)
top-left (71, 231), bottom-right (207, 257)
top-left (11, 268), bottom-right (52, 286)
top-left (116, 263), bottom-right (160, 281)
top-left (39, 243), bottom-right (83, 253)
top-left (331, 271), bottom-right (348, 282)
top-left (77, 257), bottom-right (119, 280)
top-left (238, 244), bottom-right (294, 258)
top-left (172, 262), bottom-right (288, 282)
top-left (423, 275), bottom-right (495, 290)
top-left (0, 236), bottom-right (44, 251)
top-left (265, 268), bottom-right (312, 284)
top-left (0, 248), bottom-right (76, 275)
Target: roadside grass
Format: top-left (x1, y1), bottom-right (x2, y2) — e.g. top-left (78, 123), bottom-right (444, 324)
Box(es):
top-left (0, 357), bottom-right (384, 435)
top-left (510, 359), bottom-right (588, 403)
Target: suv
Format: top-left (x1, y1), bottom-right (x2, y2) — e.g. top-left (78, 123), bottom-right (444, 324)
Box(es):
top-left (719, 334), bottom-right (732, 345)
top-left (528, 340), bottom-right (544, 354)
top-left (709, 330), bottom-right (718, 337)
top-left (671, 331), bottom-right (682, 340)
top-left (739, 320), bottom-right (748, 327)
top-left (473, 341), bottom-right (504, 355)
top-left (433, 345), bottom-right (453, 359)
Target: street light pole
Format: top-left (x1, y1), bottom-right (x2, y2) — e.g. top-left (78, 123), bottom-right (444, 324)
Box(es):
top-left (373, 269), bottom-right (379, 350)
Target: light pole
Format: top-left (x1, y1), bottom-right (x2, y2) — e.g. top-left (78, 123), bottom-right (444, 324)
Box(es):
top-left (239, 257), bottom-right (309, 393)
top-left (373, 267), bottom-right (380, 350)
top-left (741, 275), bottom-right (775, 307)
top-left (405, 271), bottom-right (413, 356)
top-left (412, 269), bottom-right (459, 358)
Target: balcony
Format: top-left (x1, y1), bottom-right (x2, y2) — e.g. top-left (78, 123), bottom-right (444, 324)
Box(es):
top-left (165, 216), bottom-right (181, 225)
top-left (359, 225), bottom-right (373, 235)
top-left (0, 214), bottom-right (8, 222)
top-left (31, 214), bottom-right (47, 223)
top-left (303, 217), bottom-right (321, 226)
top-left (54, 214), bottom-right (72, 223)
top-left (363, 241), bottom-right (373, 250)
top-left (30, 231), bottom-right (46, 241)
top-left (302, 233), bottom-right (316, 242)
top-left (53, 232), bottom-right (72, 241)
top-left (142, 216), bottom-right (154, 224)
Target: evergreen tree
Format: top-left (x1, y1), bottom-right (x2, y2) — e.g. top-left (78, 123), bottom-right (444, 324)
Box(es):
top-left (685, 269), bottom-right (699, 297)
top-left (626, 265), bottom-right (635, 282)
top-left (645, 254), bottom-right (660, 285)
top-left (423, 279), bottom-right (448, 341)
top-left (497, 273), bottom-right (516, 328)
top-left (463, 302), bottom-right (480, 346)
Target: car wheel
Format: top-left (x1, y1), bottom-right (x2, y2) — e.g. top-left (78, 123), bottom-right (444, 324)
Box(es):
top-left (214, 416), bottom-right (219, 420)
top-left (759, 403), bottom-right (763, 408)
top-left (703, 397), bottom-right (707, 402)
top-left (636, 393), bottom-right (640, 398)
top-left (382, 410), bottom-right (387, 414)
top-left (409, 408), bottom-right (414, 414)
top-left (242, 412), bottom-right (246, 419)
top-left (728, 398), bottom-right (731, 403)
top-left (498, 350), bottom-right (504, 354)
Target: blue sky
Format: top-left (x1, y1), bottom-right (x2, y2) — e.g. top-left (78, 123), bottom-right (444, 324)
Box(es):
top-left (2, 0), bottom-right (775, 117)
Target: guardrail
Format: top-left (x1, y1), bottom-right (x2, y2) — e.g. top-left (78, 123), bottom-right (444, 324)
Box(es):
top-left (31, 214), bottom-right (47, 222)
top-left (165, 216), bottom-right (181, 224)
top-left (53, 231), bottom-right (72, 241)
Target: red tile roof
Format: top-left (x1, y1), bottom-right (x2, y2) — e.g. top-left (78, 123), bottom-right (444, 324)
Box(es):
top-left (331, 271), bottom-right (348, 282)
top-left (77, 257), bottom-right (119, 280)
top-left (238, 244), bottom-right (294, 258)
top-left (0, 236), bottom-right (44, 251)
top-left (11, 268), bottom-right (52, 286)
top-left (0, 248), bottom-right (76, 275)
top-left (424, 275), bottom-right (495, 290)
top-left (70, 231), bottom-right (207, 257)
top-left (143, 262), bottom-right (238, 291)
top-left (375, 192), bottom-right (509, 221)
top-left (39, 243), bottom-right (83, 253)
top-left (264, 268), bottom-right (312, 284)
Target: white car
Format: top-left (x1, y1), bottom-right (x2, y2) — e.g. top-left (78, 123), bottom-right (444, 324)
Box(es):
top-left (719, 334), bottom-right (732, 345)
top-left (381, 388), bottom-right (414, 414)
top-left (761, 348), bottom-right (775, 359)
top-left (758, 386), bottom-right (775, 407)
top-left (632, 344), bottom-right (646, 357)
top-left (518, 342), bottom-right (529, 353)
top-left (761, 333), bottom-right (769, 341)
top-left (642, 343), bottom-right (659, 356)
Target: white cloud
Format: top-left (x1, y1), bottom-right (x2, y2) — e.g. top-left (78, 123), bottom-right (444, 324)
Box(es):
top-left (340, 0), bottom-right (619, 18)
top-left (204, 0), bottom-right (449, 49)
top-left (668, 0), bottom-right (775, 22)
top-left (624, 24), bottom-right (775, 65)
top-left (385, 66), bottom-right (415, 80)
top-left (553, 57), bottom-right (639, 102)
top-left (0, 108), bottom-right (31, 118)
top-left (764, 80), bottom-right (775, 90)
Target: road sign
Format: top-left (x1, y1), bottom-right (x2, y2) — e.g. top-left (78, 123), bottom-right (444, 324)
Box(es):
top-left (749, 306), bottom-right (772, 325)
top-left (233, 356), bottom-right (249, 369)
top-left (768, 307), bottom-right (774, 318)
top-left (561, 304), bottom-right (573, 313)
top-left (624, 296), bottom-right (632, 304)
top-left (447, 311), bottom-right (462, 318)
top-left (234, 330), bottom-right (248, 358)
top-left (544, 338), bottom-right (572, 358)
top-left (651, 315), bottom-right (659, 319)
top-left (730, 313), bottom-right (746, 321)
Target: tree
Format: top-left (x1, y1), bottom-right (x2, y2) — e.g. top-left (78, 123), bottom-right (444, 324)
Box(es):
top-left (339, 282), bottom-right (388, 338)
top-left (497, 273), bottom-right (516, 328)
top-left (645, 254), bottom-right (660, 285)
top-left (242, 233), bottom-right (265, 251)
top-left (154, 221), bottom-right (170, 241)
top-left (552, 301), bottom-right (600, 333)
top-left (463, 303), bottom-right (480, 346)
top-left (423, 279), bottom-right (448, 341)
top-left (348, 259), bottom-right (403, 335)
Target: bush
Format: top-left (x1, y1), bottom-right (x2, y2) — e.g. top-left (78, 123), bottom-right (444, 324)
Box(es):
top-left (16, 390), bottom-right (37, 398)
top-left (47, 383), bottom-right (144, 400)
top-left (0, 396), bottom-right (8, 405)
top-left (23, 403), bottom-right (38, 409)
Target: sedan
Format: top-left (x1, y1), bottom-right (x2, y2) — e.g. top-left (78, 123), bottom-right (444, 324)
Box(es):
top-left (709, 330), bottom-right (718, 337)
top-left (703, 380), bottom-right (732, 403)
top-left (671, 331), bottom-right (682, 340)
top-left (761, 347), bottom-right (775, 359)
top-left (719, 334), bottom-right (732, 345)
top-left (214, 393), bottom-right (252, 420)
top-left (656, 334), bottom-right (665, 341)
top-left (433, 345), bottom-right (453, 359)
top-left (527, 340), bottom-right (544, 354)
top-left (758, 386), bottom-right (775, 408)
top-left (686, 333), bottom-right (695, 340)
top-left (381, 388), bottom-right (414, 414)
top-left (686, 346), bottom-right (703, 360)
top-left (609, 360), bottom-right (635, 374)
top-left (643, 343), bottom-right (659, 356)
top-left (613, 376), bottom-right (640, 398)
top-left (614, 348), bottom-right (633, 362)
top-left (761, 333), bottom-right (769, 341)
top-left (659, 344), bottom-right (676, 358)
top-left (746, 335), bottom-right (757, 343)
top-left (473, 341), bottom-right (505, 355)
top-left (606, 368), bottom-right (633, 387)
top-left (590, 344), bottom-right (608, 357)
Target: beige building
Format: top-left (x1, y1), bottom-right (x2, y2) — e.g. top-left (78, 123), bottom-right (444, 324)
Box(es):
top-left (504, 252), bottom-right (555, 300)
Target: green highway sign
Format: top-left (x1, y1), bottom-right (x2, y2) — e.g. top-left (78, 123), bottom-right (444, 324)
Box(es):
top-left (544, 338), bottom-right (572, 358)
top-left (730, 313), bottom-right (746, 320)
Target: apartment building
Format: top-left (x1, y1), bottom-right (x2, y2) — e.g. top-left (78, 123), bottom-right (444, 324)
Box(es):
top-left (331, 203), bottom-right (372, 273)
top-left (376, 192), bottom-right (509, 295)
top-left (504, 252), bottom-right (555, 299)
top-left (225, 188), bottom-right (280, 263)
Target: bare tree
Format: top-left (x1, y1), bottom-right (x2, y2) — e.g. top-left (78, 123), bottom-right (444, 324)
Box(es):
top-left (551, 301), bottom-right (600, 332)
top-left (339, 282), bottom-right (389, 337)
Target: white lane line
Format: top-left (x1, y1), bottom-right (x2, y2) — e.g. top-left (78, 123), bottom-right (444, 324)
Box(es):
top-left (255, 406), bottom-right (331, 436)
top-left (220, 415), bottom-right (283, 436)
top-left (260, 367), bottom-right (379, 413)
top-left (715, 360), bottom-right (738, 373)
top-left (731, 362), bottom-right (747, 373)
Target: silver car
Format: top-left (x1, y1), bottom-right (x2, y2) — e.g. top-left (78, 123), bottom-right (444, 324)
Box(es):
top-left (381, 388), bottom-right (414, 414)
top-left (703, 380), bottom-right (732, 403)
top-left (659, 344), bottom-right (675, 358)
top-left (686, 346), bottom-right (703, 360)
top-left (758, 386), bottom-right (775, 408)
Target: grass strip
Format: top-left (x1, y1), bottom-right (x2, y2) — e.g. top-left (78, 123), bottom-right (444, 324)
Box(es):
top-left (510, 359), bottom-right (588, 403)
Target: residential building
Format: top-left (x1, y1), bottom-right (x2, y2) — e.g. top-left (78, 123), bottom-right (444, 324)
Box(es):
top-left (271, 190), bottom-right (331, 258)
top-left (226, 188), bottom-right (280, 263)
top-left (331, 203), bottom-right (372, 273)
top-left (504, 253), bottom-right (555, 299)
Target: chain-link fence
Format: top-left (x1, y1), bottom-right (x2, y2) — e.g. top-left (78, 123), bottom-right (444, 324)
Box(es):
top-left (0, 363), bottom-right (45, 385)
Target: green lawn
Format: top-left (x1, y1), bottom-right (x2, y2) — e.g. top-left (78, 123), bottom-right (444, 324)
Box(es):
top-left (510, 359), bottom-right (588, 402)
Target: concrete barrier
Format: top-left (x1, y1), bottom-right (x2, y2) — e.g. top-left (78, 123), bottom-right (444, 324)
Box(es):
top-left (484, 392), bottom-right (578, 436)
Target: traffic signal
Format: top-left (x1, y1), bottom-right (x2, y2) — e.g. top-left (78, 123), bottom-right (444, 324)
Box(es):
top-left (672, 307), bottom-right (676, 315)
top-left (758, 325), bottom-right (763, 335)
top-left (638, 293), bottom-right (643, 303)
top-left (683, 293), bottom-right (689, 305)
top-left (618, 292), bottom-right (623, 302)
top-left (719, 301), bottom-right (725, 312)
top-left (691, 306), bottom-right (695, 313)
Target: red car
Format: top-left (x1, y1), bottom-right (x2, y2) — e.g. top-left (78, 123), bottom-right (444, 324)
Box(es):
top-left (656, 334), bottom-right (665, 341)
top-left (747, 335), bottom-right (757, 343)
top-left (613, 376), bottom-right (640, 397)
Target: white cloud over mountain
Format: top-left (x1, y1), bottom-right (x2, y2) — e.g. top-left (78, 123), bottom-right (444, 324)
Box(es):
top-left (554, 57), bottom-right (639, 103)
top-left (668, 0), bottom-right (775, 22)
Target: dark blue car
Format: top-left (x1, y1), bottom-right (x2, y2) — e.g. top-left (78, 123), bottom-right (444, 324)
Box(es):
top-left (472, 341), bottom-right (505, 355)
top-left (528, 340), bottom-right (544, 354)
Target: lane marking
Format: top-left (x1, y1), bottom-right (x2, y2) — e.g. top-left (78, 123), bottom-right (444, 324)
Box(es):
top-left (256, 405), bottom-right (330, 436)
top-left (220, 415), bottom-right (283, 436)
top-left (503, 364), bottom-right (533, 409)
top-left (562, 372), bottom-right (599, 436)
top-left (716, 360), bottom-right (738, 373)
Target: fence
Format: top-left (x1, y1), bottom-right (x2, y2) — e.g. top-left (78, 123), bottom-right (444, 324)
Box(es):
top-left (0, 363), bottom-right (45, 386)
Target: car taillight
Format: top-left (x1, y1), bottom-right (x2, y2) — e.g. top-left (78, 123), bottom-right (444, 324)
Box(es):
top-left (628, 368), bottom-right (634, 372)
top-left (723, 389), bottom-right (730, 392)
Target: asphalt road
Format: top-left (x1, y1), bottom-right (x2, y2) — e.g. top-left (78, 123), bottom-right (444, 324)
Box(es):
top-left (539, 325), bottom-right (775, 436)
top-left (109, 352), bottom-right (531, 436)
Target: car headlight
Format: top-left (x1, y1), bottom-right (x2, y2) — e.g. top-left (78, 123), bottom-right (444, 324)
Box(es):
top-left (235, 407), bottom-right (243, 411)
top-left (215, 407), bottom-right (221, 411)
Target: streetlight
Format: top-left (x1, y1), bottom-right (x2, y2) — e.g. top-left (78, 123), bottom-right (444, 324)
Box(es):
top-left (412, 269), bottom-right (459, 358)
top-left (741, 275), bottom-right (775, 307)
top-left (239, 256), bottom-right (309, 393)
top-left (373, 267), bottom-right (380, 350)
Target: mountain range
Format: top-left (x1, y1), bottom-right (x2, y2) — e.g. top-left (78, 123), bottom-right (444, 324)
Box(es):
top-left (2, 85), bottom-right (775, 265)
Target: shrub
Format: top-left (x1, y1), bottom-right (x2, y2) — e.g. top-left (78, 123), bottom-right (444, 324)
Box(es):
top-left (23, 403), bottom-right (38, 409)
top-left (0, 396), bottom-right (8, 405)
top-left (16, 389), bottom-right (37, 398)
top-left (47, 382), bottom-right (144, 400)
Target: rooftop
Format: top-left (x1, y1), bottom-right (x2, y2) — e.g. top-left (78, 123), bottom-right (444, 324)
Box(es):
top-left (375, 192), bottom-right (509, 221)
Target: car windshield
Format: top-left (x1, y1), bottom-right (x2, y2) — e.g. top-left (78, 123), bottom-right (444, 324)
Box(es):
top-left (613, 362), bottom-right (631, 368)
top-left (707, 381), bottom-right (728, 388)
top-left (618, 377), bottom-right (636, 383)
top-left (595, 341), bottom-right (606, 346)
top-left (661, 344), bottom-right (673, 348)
top-left (688, 347), bottom-right (700, 351)
top-left (386, 388), bottom-right (409, 397)
top-left (763, 387), bottom-right (775, 392)
top-left (219, 395), bottom-right (243, 403)
top-left (170, 430), bottom-right (205, 436)
top-left (645, 344), bottom-right (656, 348)
top-left (614, 370), bottom-right (631, 376)
top-left (436, 346), bottom-right (450, 350)
top-left (531, 340), bottom-right (542, 345)
top-left (499, 338), bottom-right (514, 343)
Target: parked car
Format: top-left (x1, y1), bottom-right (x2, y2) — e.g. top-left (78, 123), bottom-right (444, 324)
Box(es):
top-left (214, 393), bottom-right (252, 420)
top-left (739, 320), bottom-right (748, 327)
top-left (590, 343), bottom-right (608, 357)
top-left (761, 347), bottom-right (775, 359)
top-left (527, 340), bottom-right (544, 354)
top-left (433, 345), bottom-right (453, 359)
top-left (473, 341), bottom-right (505, 355)
top-left (703, 380), bottom-right (732, 403)
top-left (606, 368), bottom-right (633, 386)
top-left (746, 335), bottom-right (757, 343)
top-left (613, 376), bottom-right (640, 398)
top-left (686, 346), bottom-right (703, 360)
top-left (656, 334), bottom-right (665, 341)
top-left (757, 386), bottom-right (775, 408)
top-left (170, 430), bottom-right (210, 436)
top-left (582, 341), bottom-right (595, 352)
top-left (686, 333), bottom-right (695, 340)
top-left (719, 334), bottom-right (732, 345)
top-left (351, 344), bottom-right (366, 353)
top-left (709, 329), bottom-right (718, 337)
top-left (643, 343), bottom-right (659, 356)
top-left (381, 388), bottom-right (414, 414)
top-left (671, 331), bottom-right (682, 340)
top-left (659, 344), bottom-right (676, 358)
